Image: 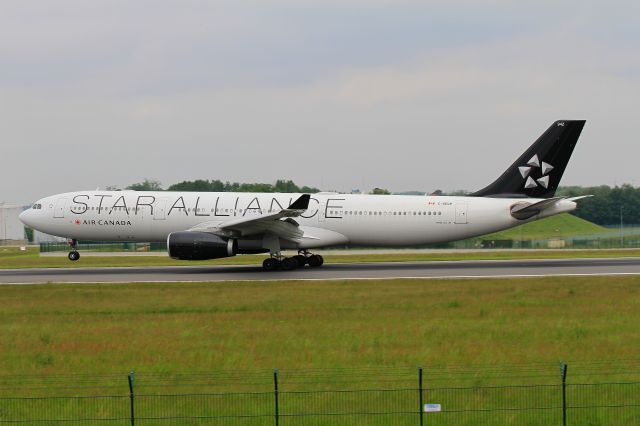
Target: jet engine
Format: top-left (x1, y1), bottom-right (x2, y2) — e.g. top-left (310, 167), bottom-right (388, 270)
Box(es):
top-left (167, 232), bottom-right (237, 260)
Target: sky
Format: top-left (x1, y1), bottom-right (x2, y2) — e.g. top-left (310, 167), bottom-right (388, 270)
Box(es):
top-left (1, 0), bottom-right (639, 203)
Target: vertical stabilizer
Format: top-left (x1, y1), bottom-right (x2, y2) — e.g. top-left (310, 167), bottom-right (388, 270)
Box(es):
top-left (471, 120), bottom-right (585, 198)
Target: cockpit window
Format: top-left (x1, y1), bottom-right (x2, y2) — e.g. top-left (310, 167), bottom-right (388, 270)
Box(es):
top-left (32, 203), bottom-right (42, 210)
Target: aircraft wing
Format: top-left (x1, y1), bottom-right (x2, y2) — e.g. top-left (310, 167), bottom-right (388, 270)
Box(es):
top-left (188, 194), bottom-right (311, 241)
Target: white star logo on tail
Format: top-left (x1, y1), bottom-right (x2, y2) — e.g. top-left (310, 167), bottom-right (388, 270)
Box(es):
top-left (519, 166), bottom-right (532, 178)
top-left (521, 155), bottom-right (552, 189)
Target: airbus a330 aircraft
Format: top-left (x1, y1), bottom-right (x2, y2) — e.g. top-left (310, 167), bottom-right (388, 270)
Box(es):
top-left (21, 120), bottom-right (587, 271)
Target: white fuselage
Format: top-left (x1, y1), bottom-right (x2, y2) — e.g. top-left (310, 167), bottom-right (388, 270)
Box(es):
top-left (20, 191), bottom-right (577, 250)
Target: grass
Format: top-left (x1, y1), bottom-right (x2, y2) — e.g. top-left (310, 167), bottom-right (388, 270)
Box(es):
top-left (480, 213), bottom-right (606, 240)
top-left (2, 245), bottom-right (640, 269)
top-left (2, 276), bottom-right (639, 376)
top-left (1, 276), bottom-right (639, 424)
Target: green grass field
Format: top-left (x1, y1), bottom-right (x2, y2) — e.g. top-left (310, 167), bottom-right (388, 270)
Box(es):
top-left (2, 276), bottom-right (639, 376)
top-left (2, 276), bottom-right (639, 425)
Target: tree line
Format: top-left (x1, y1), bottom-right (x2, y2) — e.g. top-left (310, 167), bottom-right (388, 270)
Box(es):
top-left (556, 184), bottom-right (640, 226)
top-left (126, 179), bottom-right (320, 194)
top-left (124, 179), bottom-right (639, 226)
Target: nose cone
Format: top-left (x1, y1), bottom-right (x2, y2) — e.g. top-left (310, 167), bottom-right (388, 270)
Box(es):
top-left (19, 210), bottom-right (34, 228)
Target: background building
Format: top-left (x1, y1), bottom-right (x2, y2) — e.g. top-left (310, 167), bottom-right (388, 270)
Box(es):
top-left (0, 203), bottom-right (26, 245)
top-left (33, 230), bottom-right (66, 244)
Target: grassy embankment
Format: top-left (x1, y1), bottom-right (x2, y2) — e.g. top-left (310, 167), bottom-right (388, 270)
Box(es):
top-left (480, 213), bottom-right (606, 240)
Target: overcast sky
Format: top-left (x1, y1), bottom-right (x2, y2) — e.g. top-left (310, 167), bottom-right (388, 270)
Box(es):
top-left (1, 1), bottom-right (639, 203)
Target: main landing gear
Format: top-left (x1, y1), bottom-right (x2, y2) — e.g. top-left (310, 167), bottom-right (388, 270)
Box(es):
top-left (67, 239), bottom-right (80, 261)
top-left (262, 250), bottom-right (324, 271)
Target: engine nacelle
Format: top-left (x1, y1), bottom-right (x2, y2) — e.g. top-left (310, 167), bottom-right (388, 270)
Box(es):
top-left (167, 232), bottom-right (237, 260)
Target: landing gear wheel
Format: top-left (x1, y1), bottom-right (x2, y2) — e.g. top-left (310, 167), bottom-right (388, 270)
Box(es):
top-left (294, 255), bottom-right (307, 267)
top-left (262, 258), bottom-right (280, 271)
top-left (308, 254), bottom-right (324, 268)
top-left (67, 239), bottom-right (79, 262)
top-left (280, 257), bottom-right (299, 271)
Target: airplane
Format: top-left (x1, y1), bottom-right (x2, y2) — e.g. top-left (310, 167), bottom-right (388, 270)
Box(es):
top-left (20, 120), bottom-right (588, 271)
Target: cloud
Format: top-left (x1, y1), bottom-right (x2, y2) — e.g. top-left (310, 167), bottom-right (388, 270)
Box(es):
top-left (1, 1), bottom-right (639, 202)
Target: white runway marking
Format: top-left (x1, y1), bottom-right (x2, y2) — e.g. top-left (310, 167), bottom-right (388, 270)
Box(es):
top-left (1, 271), bottom-right (640, 286)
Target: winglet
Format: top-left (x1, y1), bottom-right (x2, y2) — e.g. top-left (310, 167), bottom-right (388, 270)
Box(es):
top-left (287, 194), bottom-right (311, 210)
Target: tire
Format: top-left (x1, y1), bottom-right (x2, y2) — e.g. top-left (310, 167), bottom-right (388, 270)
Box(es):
top-left (294, 255), bottom-right (307, 267)
top-left (280, 257), bottom-right (298, 271)
top-left (68, 251), bottom-right (80, 261)
top-left (262, 258), bottom-right (279, 271)
top-left (308, 254), bottom-right (324, 268)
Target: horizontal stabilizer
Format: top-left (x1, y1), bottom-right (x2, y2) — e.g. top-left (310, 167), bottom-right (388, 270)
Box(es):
top-left (510, 197), bottom-right (564, 220)
top-left (566, 195), bottom-right (593, 202)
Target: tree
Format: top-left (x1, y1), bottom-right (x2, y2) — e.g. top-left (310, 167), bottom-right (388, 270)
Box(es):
top-left (369, 188), bottom-right (391, 195)
top-left (446, 190), bottom-right (469, 196)
top-left (168, 180), bottom-right (225, 192)
top-left (165, 179), bottom-right (319, 193)
top-left (126, 179), bottom-right (163, 191)
top-left (557, 184), bottom-right (640, 225)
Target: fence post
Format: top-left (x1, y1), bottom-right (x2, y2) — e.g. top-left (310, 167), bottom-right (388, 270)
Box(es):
top-left (274, 369), bottom-right (279, 426)
top-left (560, 362), bottom-right (568, 426)
top-left (418, 366), bottom-right (424, 426)
top-left (128, 371), bottom-right (135, 426)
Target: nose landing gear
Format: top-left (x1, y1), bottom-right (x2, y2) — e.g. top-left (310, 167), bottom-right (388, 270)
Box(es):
top-left (67, 239), bottom-right (80, 261)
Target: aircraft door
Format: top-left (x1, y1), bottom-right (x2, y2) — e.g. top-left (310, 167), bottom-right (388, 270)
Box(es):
top-left (53, 198), bottom-right (67, 218)
top-left (455, 203), bottom-right (468, 224)
top-left (154, 199), bottom-right (168, 220)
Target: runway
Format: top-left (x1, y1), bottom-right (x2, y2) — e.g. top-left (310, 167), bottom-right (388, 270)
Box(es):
top-left (1, 257), bottom-right (640, 284)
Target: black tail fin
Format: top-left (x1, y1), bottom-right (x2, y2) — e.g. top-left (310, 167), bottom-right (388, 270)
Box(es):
top-left (471, 120), bottom-right (585, 198)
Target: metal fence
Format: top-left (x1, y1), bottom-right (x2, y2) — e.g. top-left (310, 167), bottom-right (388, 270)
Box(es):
top-left (0, 363), bottom-right (639, 425)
